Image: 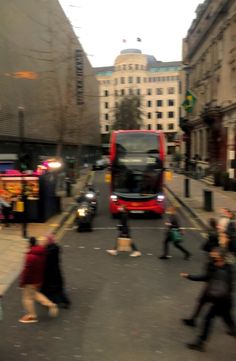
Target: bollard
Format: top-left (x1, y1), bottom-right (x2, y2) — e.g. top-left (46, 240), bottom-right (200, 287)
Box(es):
top-left (184, 178), bottom-right (190, 198)
top-left (65, 178), bottom-right (71, 197)
top-left (203, 189), bottom-right (213, 211)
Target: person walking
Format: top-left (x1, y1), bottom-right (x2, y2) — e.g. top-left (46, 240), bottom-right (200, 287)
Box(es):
top-left (201, 217), bottom-right (219, 253)
top-left (225, 209), bottom-right (236, 255)
top-left (106, 205), bottom-right (141, 257)
top-left (159, 206), bottom-right (191, 260)
top-left (181, 256), bottom-right (215, 327)
top-left (180, 247), bottom-right (236, 352)
top-left (19, 237), bottom-right (59, 323)
top-left (41, 234), bottom-right (71, 308)
top-left (217, 207), bottom-right (230, 233)
top-left (0, 195), bottom-right (12, 227)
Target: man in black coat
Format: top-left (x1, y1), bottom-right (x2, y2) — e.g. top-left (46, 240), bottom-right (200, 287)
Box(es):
top-left (181, 247), bottom-right (236, 352)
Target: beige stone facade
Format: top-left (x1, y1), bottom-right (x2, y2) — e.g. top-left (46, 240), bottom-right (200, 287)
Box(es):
top-left (182, 0), bottom-right (236, 178)
top-left (95, 49), bottom-right (181, 154)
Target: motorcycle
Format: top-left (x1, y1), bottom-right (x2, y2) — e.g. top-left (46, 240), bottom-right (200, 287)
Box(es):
top-left (84, 187), bottom-right (98, 215)
top-left (76, 201), bottom-right (93, 232)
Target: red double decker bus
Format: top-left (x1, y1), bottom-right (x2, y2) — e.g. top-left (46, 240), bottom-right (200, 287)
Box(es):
top-left (109, 130), bottom-right (165, 217)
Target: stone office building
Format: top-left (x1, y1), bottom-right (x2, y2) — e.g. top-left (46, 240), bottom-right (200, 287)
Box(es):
top-left (95, 49), bottom-right (181, 155)
top-left (0, 0), bottom-right (100, 172)
top-left (182, 0), bottom-right (236, 179)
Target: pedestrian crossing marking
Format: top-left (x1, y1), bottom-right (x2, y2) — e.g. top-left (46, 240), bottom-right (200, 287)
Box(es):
top-left (65, 226), bottom-right (200, 231)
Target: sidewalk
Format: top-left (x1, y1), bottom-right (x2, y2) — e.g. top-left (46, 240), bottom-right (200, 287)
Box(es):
top-left (0, 169), bottom-right (92, 295)
top-left (165, 172), bottom-right (236, 229)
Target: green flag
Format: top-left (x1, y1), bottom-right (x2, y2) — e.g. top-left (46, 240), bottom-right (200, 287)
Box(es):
top-left (182, 90), bottom-right (196, 113)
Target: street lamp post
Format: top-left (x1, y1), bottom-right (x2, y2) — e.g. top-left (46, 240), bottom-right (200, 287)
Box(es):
top-left (18, 106), bottom-right (28, 238)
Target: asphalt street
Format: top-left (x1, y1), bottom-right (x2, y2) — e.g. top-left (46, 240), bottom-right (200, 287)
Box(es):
top-left (0, 170), bottom-right (235, 361)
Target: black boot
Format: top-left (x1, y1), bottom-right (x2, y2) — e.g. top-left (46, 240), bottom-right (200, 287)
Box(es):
top-left (186, 339), bottom-right (205, 352)
top-left (182, 318), bottom-right (196, 327)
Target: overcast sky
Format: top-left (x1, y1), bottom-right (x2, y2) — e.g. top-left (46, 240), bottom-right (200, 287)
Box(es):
top-left (59, 0), bottom-right (201, 67)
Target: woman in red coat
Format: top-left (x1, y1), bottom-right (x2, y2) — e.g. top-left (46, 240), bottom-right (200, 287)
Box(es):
top-left (19, 237), bottom-right (59, 323)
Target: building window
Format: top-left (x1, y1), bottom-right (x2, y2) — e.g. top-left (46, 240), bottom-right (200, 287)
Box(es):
top-left (120, 77), bottom-right (125, 84)
top-left (168, 99), bottom-right (174, 106)
top-left (136, 77), bottom-right (141, 83)
top-left (147, 100), bottom-right (152, 107)
top-left (156, 88), bottom-right (163, 95)
top-left (104, 90), bottom-right (109, 97)
top-left (168, 123), bottom-right (174, 130)
top-left (115, 90), bottom-right (118, 96)
top-left (121, 89), bottom-right (125, 96)
top-left (104, 113), bottom-right (109, 120)
top-left (168, 87), bottom-right (175, 94)
top-left (128, 76), bottom-right (133, 83)
top-left (128, 88), bottom-right (133, 95)
top-left (147, 112), bottom-right (152, 119)
top-left (105, 124), bottom-right (109, 132)
top-left (105, 102), bottom-right (109, 109)
top-left (157, 124), bottom-right (162, 130)
top-left (156, 112), bottom-right (163, 119)
top-left (136, 89), bottom-right (141, 95)
top-left (135, 64), bottom-right (139, 70)
top-left (147, 88), bottom-right (152, 95)
top-left (168, 111), bottom-right (174, 118)
top-left (157, 100), bottom-right (163, 107)
top-left (147, 124), bottom-right (152, 130)
top-left (123, 64), bottom-right (126, 70)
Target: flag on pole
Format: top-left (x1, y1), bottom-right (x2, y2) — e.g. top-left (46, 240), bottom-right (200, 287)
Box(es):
top-left (182, 90), bottom-right (196, 113)
top-left (137, 37), bottom-right (142, 42)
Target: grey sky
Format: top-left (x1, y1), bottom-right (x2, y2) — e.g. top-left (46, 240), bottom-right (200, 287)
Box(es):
top-left (59, 0), bottom-right (201, 67)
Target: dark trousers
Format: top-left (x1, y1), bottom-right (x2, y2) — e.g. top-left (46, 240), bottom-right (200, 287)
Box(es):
top-left (199, 299), bottom-right (235, 342)
top-left (191, 291), bottom-right (209, 320)
top-left (115, 227), bottom-right (138, 251)
top-left (2, 206), bottom-right (11, 226)
top-left (163, 231), bottom-right (190, 257)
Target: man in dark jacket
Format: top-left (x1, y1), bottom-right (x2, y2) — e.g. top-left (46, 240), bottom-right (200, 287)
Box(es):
top-left (181, 247), bottom-right (236, 351)
top-left (19, 237), bottom-right (59, 323)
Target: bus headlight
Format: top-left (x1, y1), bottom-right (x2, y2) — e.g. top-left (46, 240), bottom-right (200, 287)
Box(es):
top-left (110, 194), bottom-right (118, 202)
top-left (157, 194), bottom-right (165, 202)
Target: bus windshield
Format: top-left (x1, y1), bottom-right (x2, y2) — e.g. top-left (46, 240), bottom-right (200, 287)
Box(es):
top-left (116, 132), bottom-right (159, 155)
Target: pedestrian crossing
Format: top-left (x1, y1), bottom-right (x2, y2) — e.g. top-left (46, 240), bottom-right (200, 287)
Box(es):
top-left (65, 226), bottom-right (200, 231)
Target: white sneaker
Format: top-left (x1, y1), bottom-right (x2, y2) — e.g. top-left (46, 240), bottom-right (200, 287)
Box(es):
top-left (106, 249), bottom-right (118, 256)
top-left (129, 251), bottom-right (142, 257)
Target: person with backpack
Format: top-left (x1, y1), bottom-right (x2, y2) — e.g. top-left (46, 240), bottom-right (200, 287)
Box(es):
top-left (159, 206), bottom-right (191, 260)
top-left (180, 247), bottom-right (236, 352)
